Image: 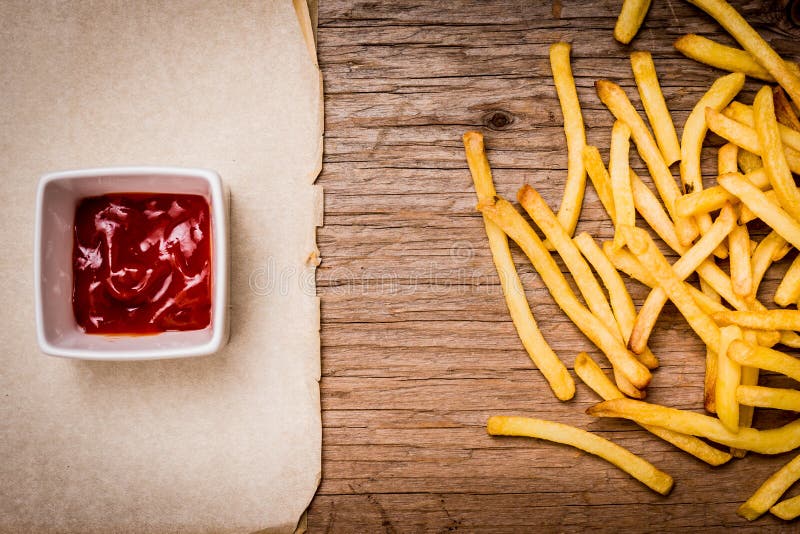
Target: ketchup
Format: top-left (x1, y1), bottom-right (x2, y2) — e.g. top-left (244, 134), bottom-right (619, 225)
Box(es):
top-left (72, 193), bottom-right (212, 334)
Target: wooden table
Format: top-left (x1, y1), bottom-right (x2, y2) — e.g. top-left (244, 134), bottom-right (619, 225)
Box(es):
top-left (309, 1), bottom-right (800, 531)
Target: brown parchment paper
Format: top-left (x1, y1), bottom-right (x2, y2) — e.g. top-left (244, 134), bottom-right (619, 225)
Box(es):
top-left (0, 1), bottom-right (323, 532)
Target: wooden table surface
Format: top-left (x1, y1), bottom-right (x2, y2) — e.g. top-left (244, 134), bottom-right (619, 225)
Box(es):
top-left (308, 1), bottom-right (800, 531)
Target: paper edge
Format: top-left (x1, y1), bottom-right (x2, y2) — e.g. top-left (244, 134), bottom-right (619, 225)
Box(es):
top-left (292, 1), bottom-right (323, 534)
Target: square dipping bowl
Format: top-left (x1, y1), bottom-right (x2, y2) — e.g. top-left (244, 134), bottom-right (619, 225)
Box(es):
top-left (35, 166), bottom-right (229, 360)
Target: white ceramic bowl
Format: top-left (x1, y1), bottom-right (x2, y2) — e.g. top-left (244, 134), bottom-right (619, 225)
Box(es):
top-left (34, 166), bottom-right (229, 360)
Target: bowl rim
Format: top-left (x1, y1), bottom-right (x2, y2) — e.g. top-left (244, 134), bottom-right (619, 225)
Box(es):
top-left (34, 165), bottom-right (229, 360)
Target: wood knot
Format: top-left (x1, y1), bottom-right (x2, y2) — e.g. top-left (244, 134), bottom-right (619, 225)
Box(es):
top-left (789, 0), bottom-right (800, 26)
top-left (483, 110), bottom-right (514, 131)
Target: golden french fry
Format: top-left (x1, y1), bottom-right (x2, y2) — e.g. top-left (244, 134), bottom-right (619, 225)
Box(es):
top-left (518, 185), bottom-right (618, 333)
top-left (575, 352), bottom-right (730, 466)
top-left (754, 85), bottom-right (800, 221)
top-left (739, 188), bottom-right (779, 224)
top-left (705, 347), bottom-right (718, 413)
top-left (780, 330), bottom-right (800, 348)
top-left (706, 107), bottom-right (800, 174)
top-left (582, 145), bottom-right (616, 223)
top-left (718, 172), bottom-right (800, 249)
top-left (774, 86), bottom-right (800, 132)
top-left (628, 204), bottom-right (736, 354)
top-left (574, 233), bottom-right (658, 369)
top-left (733, 341), bottom-right (760, 459)
top-left (738, 453), bottom-right (800, 520)
top-left (715, 309), bottom-right (800, 331)
top-left (674, 167), bottom-right (768, 218)
top-left (728, 339), bottom-right (800, 382)
top-left (715, 325), bottom-right (742, 433)
top-left (728, 223), bottom-right (752, 297)
top-left (586, 398), bottom-right (800, 454)
top-left (595, 80), bottom-right (698, 245)
top-left (751, 231), bottom-right (788, 302)
top-left (486, 415), bottom-right (673, 495)
top-left (673, 34), bottom-right (800, 82)
top-left (623, 225), bottom-right (722, 350)
top-left (463, 132), bottom-right (574, 400)
top-left (613, 0), bottom-right (652, 44)
top-left (718, 142), bottom-right (739, 174)
top-left (737, 384), bottom-right (800, 411)
top-left (681, 73), bottom-right (745, 196)
top-left (771, 494), bottom-right (800, 521)
top-left (478, 198), bottom-right (651, 389)
top-left (630, 170), bottom-right (685, 254)
top-left (631, 51), bottom-right (681, 165)
top-left (550, 43), bottom-right (587, 238)
top-left (724, 101), bottom-right (800, 153)
top-left (609, 121), bottom-right (634, 248)
top-left (603, 241), bottom-right (658, 288)
top-left (774, 254), bottom-right (800, 307)
top-left (685, 0), bottom-right (800, 104)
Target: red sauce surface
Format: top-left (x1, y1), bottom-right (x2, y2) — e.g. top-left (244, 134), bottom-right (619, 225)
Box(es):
top-left (72, 193), bottom-right (212, 334)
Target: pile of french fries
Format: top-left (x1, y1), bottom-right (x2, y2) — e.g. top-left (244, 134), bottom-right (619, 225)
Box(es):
top-left (464, 0), bottom-right (800, 521)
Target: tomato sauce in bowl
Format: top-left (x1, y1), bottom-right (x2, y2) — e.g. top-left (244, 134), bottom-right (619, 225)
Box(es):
top-left (72, 193), bottom-right (212, 334)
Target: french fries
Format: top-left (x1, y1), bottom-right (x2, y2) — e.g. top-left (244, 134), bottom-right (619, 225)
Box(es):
top-left (685, 0), bottom-right (800, 104)
top-left (754, 85), bottom-right (800, 222)
top-left (727, 340), bottom-right (800, 383)
top-left (631, 51), bottom-right (681, 165)
top-left (728, 223), bottom-right (752, 298)
top-left (624, 225), bottom-right (722, 350)
top-left (680, 72), bottom-right (744, 196)
top-left (673, 34), bottom-right (800, 82)
top-left (613, 0), bottom-right (652, 45)
top-left (586, 398), bottom-right (800, 454)
top-left (582, 145), bottom-right (617, 222)
top-left (463, 132), bottom-right (575, 400)
top-left (738, 454), bottom-right (800, 520)
top-left (771, 495), bottom-right (800, 521)
top-left (609, 121), bottom-right (634, 248)
top-left (715, 325), bottom-right (742, 433)
top-left (550, 43), bottom-right (587, 238)
top-left (574, 234), bottom-right (658, 370)
top-left (774, 255), bottom-right (800, 307)
top-left (486, 415), bottom-right (674, 495)
top-left (596, 80), bottom-right (698, 245)
top-left (705, 107), bottom-right (800, 174)
top-left (718, 173), bottom-right (800, 250)
top-left (575, 352), bottom-right (730, 466)
top-left (463, 5), bottom-right (800, 518)
top-left (478, 197), bottom-right (652, 389)
top-left (628, 204), bottom-right (736, 354)
top-left (714, 310), bottom-right (800, 332)
top-left (737, 385), bottom-right (800, 412)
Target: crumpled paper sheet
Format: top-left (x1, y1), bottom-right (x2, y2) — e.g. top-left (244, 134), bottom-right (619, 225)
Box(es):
top-left (0, 1), bottom-right (323, 532)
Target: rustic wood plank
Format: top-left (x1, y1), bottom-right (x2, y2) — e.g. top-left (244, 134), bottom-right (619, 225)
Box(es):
top-left (311, 0), bottom-right (800, 531)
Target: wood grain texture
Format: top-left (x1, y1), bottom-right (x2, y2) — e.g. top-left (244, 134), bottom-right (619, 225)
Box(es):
top-left (310, 0), bottom-right (800, 531)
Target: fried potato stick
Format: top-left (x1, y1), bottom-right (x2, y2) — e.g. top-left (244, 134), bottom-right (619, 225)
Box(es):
top-left (587, 398), bottom-right (800, 454)
top-left (631, 51), bottom-right (681, 165)
top-left (550, 42), bottom-right (587, 238)
top-left (727, 340), bottom-right (800, 382)
top-left (609, 121), bottom-right (635, 248)
top-left (574, 233), bottom-right (658, 369)
top-left (614, 0), bottom-right (652, 44)
top-left (575, 352), bottom-right (731, 466)
top-left (718, 173), bottom-right (800, 250)
top-left (754, 85), bottom-right (800, 221)
top-left (714, 309), bottom-right (800, 331)
top-left (596, 80), bottom-right (698, 245)
top-left (486, 415), bottom-right (673, 495)
top-left (774, 86), bottom-right (800, 132)
top-left (463, 132), bottom-right (574, 400)
top-left (673, 34), bottom-right (800, 82)
top-left (774, 254), bottom-right (800, 307)
top-left (737, 384), bottom-right (800, 412)
top-left (686, 0), bottom-right (800, 104)
top-left (478, 198), bottom-right (652, 389)
top-left (583, 145), bottom-right (617, 223)
top-left (738, 453), bottom-right (800, 520)
top-left (716, 325), bottom-right (743, 433)
top-left (623, 225), bottom-right (722, 350)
